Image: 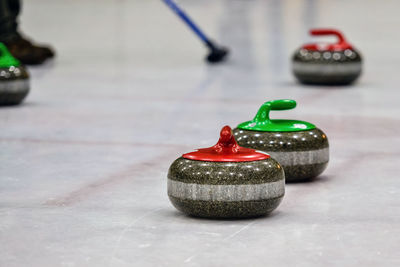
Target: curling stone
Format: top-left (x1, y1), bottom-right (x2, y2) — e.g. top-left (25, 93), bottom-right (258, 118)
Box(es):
top-left (292, 29), bottom-right (362, 85)
top-left (168, 125), bottom-right (285, 219)
top-left (0, 43), bottom-right (30, 105)
top-left (233, 100), bottom-right (329, 182)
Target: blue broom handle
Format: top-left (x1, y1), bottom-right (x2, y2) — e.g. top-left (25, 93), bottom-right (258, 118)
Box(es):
top-left (162, 0), bottom-right (213, 47)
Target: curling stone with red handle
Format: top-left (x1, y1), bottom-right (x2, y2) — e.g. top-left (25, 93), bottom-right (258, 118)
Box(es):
top-left (233, 100), bottom-right (329, 182)
top-left (168, 126), bottom-right (285, 218)
top-left (292, 29), bottom-right (362, 85)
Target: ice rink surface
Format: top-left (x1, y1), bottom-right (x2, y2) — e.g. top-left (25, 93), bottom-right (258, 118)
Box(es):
top-left (1, 0), bottom-right (400, 266)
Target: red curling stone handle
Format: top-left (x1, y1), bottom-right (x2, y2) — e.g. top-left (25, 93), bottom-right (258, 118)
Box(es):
top-left (182, 125), bottom-right (269, 162)
top-left (310, 29), bottom-right (346, 44)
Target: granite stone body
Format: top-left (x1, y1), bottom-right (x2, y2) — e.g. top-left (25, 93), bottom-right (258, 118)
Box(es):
top-left (292, 48), bottom-right (362, 85)
top-left (233, 128), bottom-right (329, 182)
top-left (0, 66), bottom-right (30, 105)
top-left (167, 157), bottom-right (285, 218)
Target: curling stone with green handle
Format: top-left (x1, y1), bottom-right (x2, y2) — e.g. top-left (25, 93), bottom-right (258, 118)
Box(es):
top-left (233, 100), bottom-right (329, 182)
top-left (168, 125), bottom-right (285, 219)
top-left (0, 43), bottom-right (30, 105)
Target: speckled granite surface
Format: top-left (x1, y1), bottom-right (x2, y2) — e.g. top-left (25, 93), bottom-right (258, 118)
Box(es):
top-left (233, 128), bottom-right (329, 182)
top-left (292, 48), bottom-right (362, 85)
top-left (169, 196), bottom-right (283, 219)
top-left (168, 157), bottom-right (285, 218)
top-left (0, 66), bottom-right (30, 105)
top-left (0, 66), bottom-right (29, 81)
top-left (168, 157), bottom-right (283, 184)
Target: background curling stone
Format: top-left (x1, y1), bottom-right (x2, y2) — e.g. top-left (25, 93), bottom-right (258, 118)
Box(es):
top-left (233, 100), bottom-right (329, 183)
top-left (292, 28), bottom-right (362, 85)
top-left (0, 43), bottom-right (30, 105)
top-left (167, 125), bottom-right (285, 219)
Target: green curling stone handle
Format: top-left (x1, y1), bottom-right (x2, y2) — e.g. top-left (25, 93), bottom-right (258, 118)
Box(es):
top-left (0, 43), bottom-right (21, 68)
top-left (254, 99), bottom-right (296, 122)
top-left (267, 99), bottom-right (296, 110)
top-left (237, 99), bottom-right (316, 132)
top-left (263, 99), bottom-right (295, 115)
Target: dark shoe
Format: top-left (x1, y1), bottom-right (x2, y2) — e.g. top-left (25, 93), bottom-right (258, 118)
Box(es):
top-left (4, 34), bottom-right (55, 65)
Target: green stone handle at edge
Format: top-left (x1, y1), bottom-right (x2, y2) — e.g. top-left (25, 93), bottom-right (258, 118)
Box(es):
top-left (254, 99), bottom-right (297, 122)
top-left (0, 42), bottom-right (20, 67)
